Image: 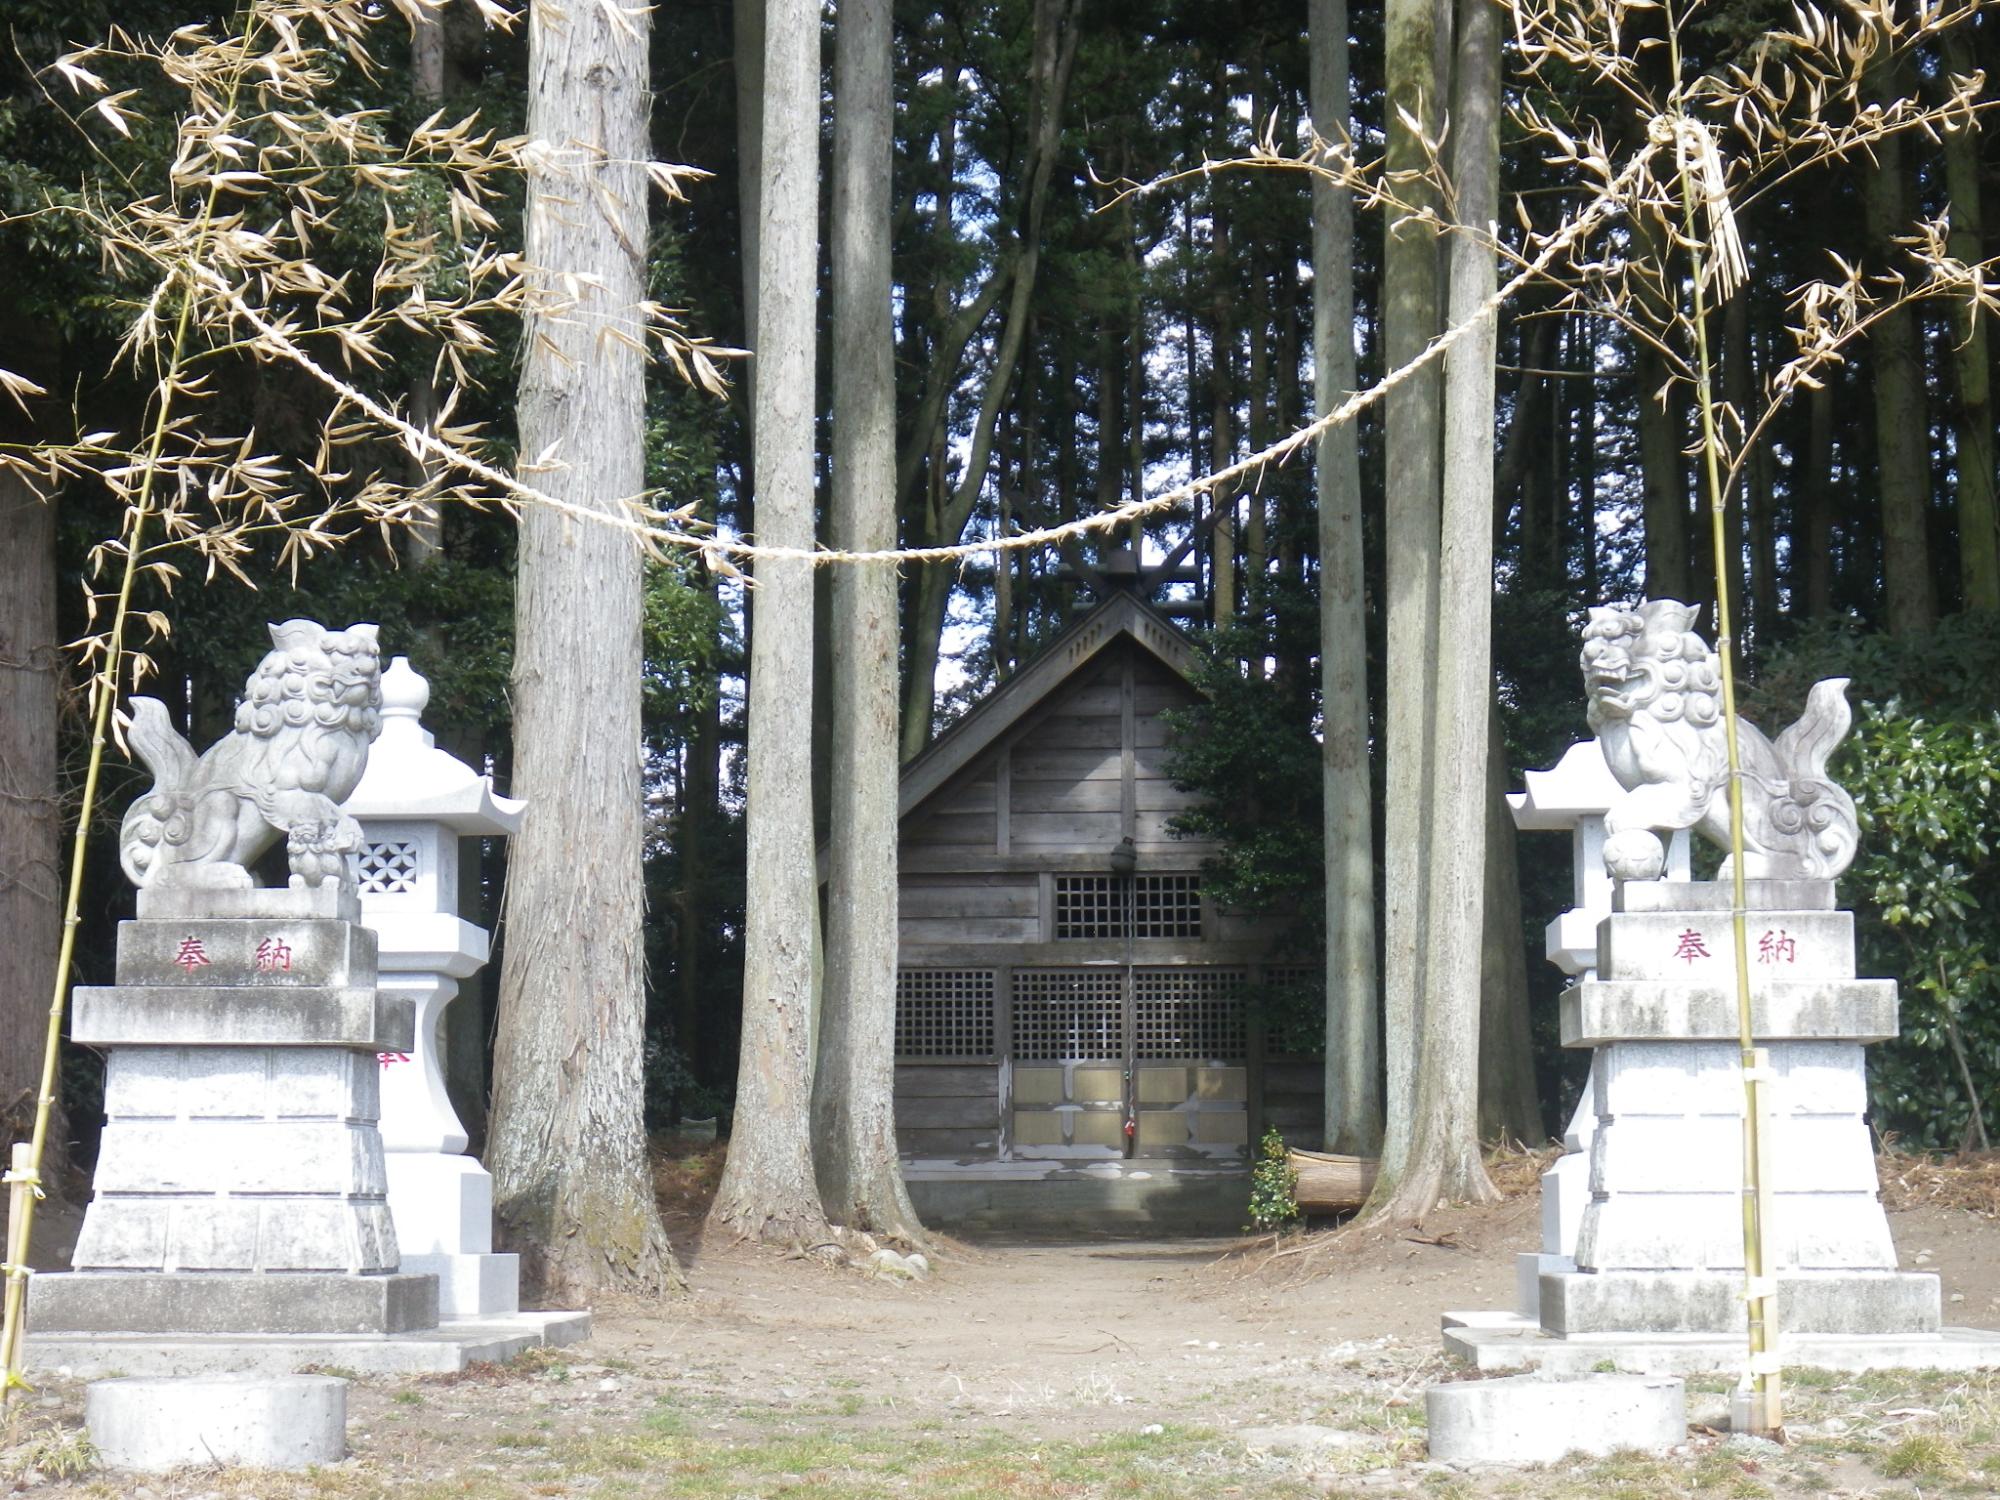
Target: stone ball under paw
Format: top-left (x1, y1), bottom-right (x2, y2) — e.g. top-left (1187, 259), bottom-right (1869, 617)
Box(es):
top-left (1603, 828), bottom-right (1667, 881)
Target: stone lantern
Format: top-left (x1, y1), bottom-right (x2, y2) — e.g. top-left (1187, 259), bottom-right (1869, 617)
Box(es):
top-left (1508, 739), bottom-right (1690, 982)
top-left (342, 656), bottom-right (523, 1318)
top-left (1506, 738), bottom-right (1689, 1319)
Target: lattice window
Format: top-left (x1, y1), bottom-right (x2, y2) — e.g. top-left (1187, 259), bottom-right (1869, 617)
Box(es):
top-left (894, 969), bottom-right (996, 1059)
top-left (1053, 874), bottom-right (1202, 939)
top-left (1053, 876), bottom-right (1121, 939)
top-left (1132, 874), bottom-right (1202, 939)
top-left (358, 841), bottom-right (419, 895)
top-left (1133, 967), bottom-right (1247, 1060)
top-left (1012, 969), bottom-right (1123, 1061)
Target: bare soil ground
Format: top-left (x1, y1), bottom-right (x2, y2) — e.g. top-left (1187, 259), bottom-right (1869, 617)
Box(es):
top-left (9, 1144), bottom-right (2000, 1498)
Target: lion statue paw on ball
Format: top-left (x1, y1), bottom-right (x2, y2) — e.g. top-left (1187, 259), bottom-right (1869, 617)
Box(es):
top-left (1581, 600), bottom-right (1858, 883)
top-left (118, 620), bottom-right (384, 895)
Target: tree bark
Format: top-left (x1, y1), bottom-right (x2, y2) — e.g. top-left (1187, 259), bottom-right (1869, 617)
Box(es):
top-left (489, 0), bottom-right (679, 1299)
top-left (1938, 20), bottom-right (1999, 613)
top-left (1310, 0), bottom-right (1381, 1157)
top-left (708, 0), bottom-right (830, 1246)
top-left (813, 0), bottom-right (925, 1244)
top-left (1376, 0), bottom-right (1449, 1186)
top-left (1859, 42), bottom-right (1937, 634)
top-left (1373, 0), bottom-right (1502, 1217)
top-left (0, 450), bottom-right (62, 1159)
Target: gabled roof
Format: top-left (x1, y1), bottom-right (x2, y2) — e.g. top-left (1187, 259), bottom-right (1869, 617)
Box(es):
top-left (899, 592), bottom-right (1207, 819)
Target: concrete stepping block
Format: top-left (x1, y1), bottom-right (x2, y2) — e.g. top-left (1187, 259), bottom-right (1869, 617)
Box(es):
top-left (85, 1373), bottom-right (346, 1471)
top-left (1426, 1373), bottom-right (1684, 1464)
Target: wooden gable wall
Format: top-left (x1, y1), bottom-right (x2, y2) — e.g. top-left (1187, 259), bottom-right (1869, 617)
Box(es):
top-left (897, 636), bottom-right (1265, 965)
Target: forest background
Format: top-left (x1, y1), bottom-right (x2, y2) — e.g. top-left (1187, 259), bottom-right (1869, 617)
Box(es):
top-left (1, 0), bottom-right (1997, 1272)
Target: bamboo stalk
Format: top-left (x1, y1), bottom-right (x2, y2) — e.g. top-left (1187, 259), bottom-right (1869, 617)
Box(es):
top-left (0, 33), bottom-right (250, 1397)
top-left (1667, 24), bottom-right (1783, 1433)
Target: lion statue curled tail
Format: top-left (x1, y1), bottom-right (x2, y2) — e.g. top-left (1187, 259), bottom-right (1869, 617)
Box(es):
top-left (1581, 600), bottom-right (1858, 883)
top-left (119, 620), bottom-right (384, 894)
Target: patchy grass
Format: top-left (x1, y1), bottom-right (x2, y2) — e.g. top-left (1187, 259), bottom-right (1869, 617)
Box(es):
top-left (1879, 1432), bottom-right (1968, 1480)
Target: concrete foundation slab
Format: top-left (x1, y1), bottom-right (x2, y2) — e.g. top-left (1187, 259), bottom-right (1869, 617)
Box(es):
top-left (86, 1373), bottom-right (346, 1471)
top-left (1443, 1315), bottom-right (2000, 1375)
top-left (30, 1271), bottom-right (438, 1335)
top-left (25, 1310), bottom-right (589, 1379)
top-left (905, 1160), bottom-right (1248, 1235)
top-left (1426, 1373), bottom-right (1685, 1463)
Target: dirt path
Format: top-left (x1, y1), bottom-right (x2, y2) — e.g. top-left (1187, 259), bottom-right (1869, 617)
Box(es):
top-left (9, 1156), bottom-right (2000, 1496)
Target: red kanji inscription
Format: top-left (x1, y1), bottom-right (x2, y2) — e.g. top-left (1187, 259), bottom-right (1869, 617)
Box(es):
top-left (254, 936), bottom-right (293, 973)
top-left (1673, 928), bottom-right (1711, 964)
top-left (174, 936), bottom-right (211, 974)
top-left (1757, 928), bottom-right (1797, 965)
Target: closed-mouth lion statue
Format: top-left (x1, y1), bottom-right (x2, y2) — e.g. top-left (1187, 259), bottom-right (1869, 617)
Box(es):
top-left (1581, 600), bottom-right (1858, 883)
top-left (119, 619), bottom-right (384, 894)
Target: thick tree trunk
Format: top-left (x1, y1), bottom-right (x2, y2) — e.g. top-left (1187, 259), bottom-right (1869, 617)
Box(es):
top-left (1374, 0), bottom-right (1502, 1217)
top-left (1938, 21), bottom-right (1999, 613)
top-left (489, 0), bottom-right (679, 1299)
top-left (813, 0), bottom-right (925, 1244)
top-left (708, 0), bottom-right (830, 1246)
top-left (1375, 0), bottom-right (1448, 1186)
top-left (0, 462), bottom-right (61, 1157)
top-left (1860, 45), bottom-right (1937, 634)
top-left (1310, 0), bottom-right (1381, 1157)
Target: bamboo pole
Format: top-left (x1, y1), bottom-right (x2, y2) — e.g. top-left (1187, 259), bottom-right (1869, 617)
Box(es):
top-left (0, 33), bottom-right (248, 1392)
top-left (1666, 33), bottom-right (1783, 1432)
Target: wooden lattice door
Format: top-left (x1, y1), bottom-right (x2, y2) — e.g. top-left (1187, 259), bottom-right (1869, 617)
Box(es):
top-left (1006, 965), bottom-right (1249, 1160)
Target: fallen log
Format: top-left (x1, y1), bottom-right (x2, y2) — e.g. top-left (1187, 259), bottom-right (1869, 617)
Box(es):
top-left (1288, 1148), bottom-right (1379, 1213)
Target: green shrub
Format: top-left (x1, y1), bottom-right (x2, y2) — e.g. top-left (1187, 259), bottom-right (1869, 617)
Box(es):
top-left (1848, 707), bottom-right (1999, 1148)
top-left (1750, 614), bottom-right (2000, 1149)
top-left (1247, 1127), bottom-right (1301, 1232)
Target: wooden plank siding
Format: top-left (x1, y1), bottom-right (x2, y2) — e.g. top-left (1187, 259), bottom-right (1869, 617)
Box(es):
top-left (891, 618), bottom-right (1314, 1172)
top-left (893, 1062), bottom-right (1001, 1160)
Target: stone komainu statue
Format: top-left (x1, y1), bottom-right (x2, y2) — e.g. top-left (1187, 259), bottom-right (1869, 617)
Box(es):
top-left (1581, 600), bottom-right (1859, 882)
top-left (119, 620), bottom-right (384, 893)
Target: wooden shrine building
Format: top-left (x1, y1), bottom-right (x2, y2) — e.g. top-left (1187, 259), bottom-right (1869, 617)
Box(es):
top-left (888, 590), bottom-right (1322, 1225)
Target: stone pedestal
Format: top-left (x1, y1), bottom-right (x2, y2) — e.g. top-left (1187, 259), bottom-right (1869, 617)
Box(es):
top-left (1537, 881), bottom-right (1938, 1337)
top-left (31, 888), bottom-right (437, 1338)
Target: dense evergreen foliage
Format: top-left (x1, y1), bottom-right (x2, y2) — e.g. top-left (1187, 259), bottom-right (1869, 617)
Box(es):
top-left (4, 0), bottom-right (1998, 1158)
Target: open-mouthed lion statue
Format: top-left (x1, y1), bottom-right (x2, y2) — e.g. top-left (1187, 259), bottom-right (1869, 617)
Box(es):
top-left (119, 620), bottom-right (384, 894)
top-left (1581, 600), bottom-right (1858, 883)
